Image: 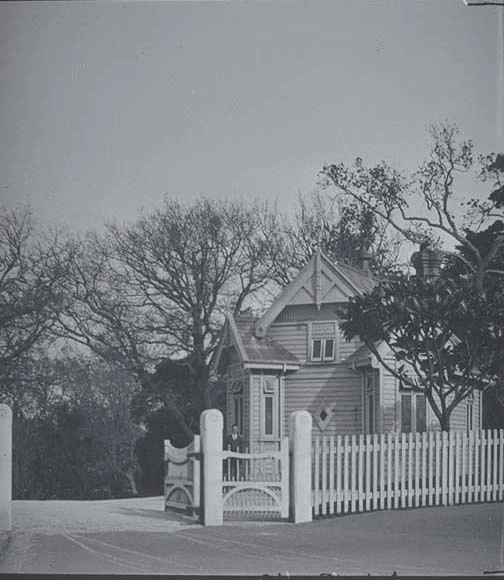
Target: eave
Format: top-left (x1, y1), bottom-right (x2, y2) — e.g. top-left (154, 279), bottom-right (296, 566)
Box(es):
top-left (243, 362), bottom-right (300, 371)
top-left (254, 250), bottom-right (369, 338)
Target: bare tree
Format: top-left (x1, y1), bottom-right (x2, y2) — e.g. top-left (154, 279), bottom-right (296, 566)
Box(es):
top-left (331, 125), bottom-right (504, 430)
top-left (59, 197), bottom-right (281, 438)
top-left (0, 205), bottom-right (71, 404)
top-left (284, 189), bottom-right (404, 280)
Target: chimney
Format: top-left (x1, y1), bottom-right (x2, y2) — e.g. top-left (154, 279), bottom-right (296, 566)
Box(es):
top-left (411, 242), bottom-right (444, 281)
top-left (359, 246), bottom-right (372, 274)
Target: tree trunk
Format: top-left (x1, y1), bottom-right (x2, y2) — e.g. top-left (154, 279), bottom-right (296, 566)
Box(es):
top-left (139, 371), bottom-right (195, 441)
top-left (166, 401), bottom-right (195, 441)
top-left (197, 366), bottom-right (212, 410)
top-left (439, 412), bottom-right (451, 432)
top-left (122, 469), bottom-right (138, 495)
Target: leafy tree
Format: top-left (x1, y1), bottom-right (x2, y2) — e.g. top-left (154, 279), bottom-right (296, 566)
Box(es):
top-left (321, 123), bottom-right (504, 288)
top-left (453, 203), bottom-right (504, 425)
top-left (12, 400), bottom-right (105, 500)
top-left (341, 272), bottom-right (502, 430)
top-left (11, 348), bottom-right (142, 499)
top-left (267, 189), bottom-right (404, 286)
top-left (334, 124), bottom-right (504, 430)
top-left (64, 352), bottom-right (143, 496)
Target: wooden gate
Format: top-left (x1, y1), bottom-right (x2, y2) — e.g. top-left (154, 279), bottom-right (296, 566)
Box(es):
top-left (222, 437), bottom-right (289, 520)
top-left (164, 435), bottom-right (200, 515)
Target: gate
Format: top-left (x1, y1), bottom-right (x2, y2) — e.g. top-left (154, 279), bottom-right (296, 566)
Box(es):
top-left (222, 438), bottom-right (289, 519)
top-left (164, 435), bottom-right (200, 515)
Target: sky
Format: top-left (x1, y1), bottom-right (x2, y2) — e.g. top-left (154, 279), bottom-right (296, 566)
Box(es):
top-left (0, 0), bottom-right (502, 233)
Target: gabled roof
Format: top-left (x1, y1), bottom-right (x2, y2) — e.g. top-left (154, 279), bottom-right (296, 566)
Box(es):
top-left (337, 262), bottom-right (377, 295)
top-left (213, 314), bottom-right (300, 372)
top-left (345, 343), bottom-right (375, 368)
top-left (345, 341), bottom-right (392, 370)
top-left (255, 250), bottom-right (377, 338)
top-left (234, 317), bottom-right (299, 366)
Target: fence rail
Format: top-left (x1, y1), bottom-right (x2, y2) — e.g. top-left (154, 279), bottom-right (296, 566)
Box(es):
top-left (223, 448), bottom-right (283, 482)
top-left (222, 438), bottom-right (289, 519)
top-left (164, 436), bottom-right (200, 514)
top-left (312, 429), bottom-right (504, 517)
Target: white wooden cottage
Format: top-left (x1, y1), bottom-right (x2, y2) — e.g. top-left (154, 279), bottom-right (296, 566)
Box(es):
top-left (213, 251), bottom-right (482, 451)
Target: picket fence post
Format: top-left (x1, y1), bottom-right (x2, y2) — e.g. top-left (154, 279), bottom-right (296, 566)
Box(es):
top-left (289, 410), bottom-right (312, 523)
top-left (200, 409), bottom-right (223, 526)
top-left (192, 435), bottom-right (201, 514)
top-left (313, 436), bottom-right (320, 516)
top-left (0, 404), bottom-right (12, 533)
top-left (499, 430), bottom-right (504, 501)
top-left (329, 435), bottom-right (335, 515)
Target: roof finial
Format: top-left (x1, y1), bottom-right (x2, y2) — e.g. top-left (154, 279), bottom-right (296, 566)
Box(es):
top-left (315, 248), bottom-right (322, 310)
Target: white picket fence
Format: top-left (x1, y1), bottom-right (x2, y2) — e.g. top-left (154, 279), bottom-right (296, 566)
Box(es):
top-left (312, 429), bottom-right (504, 517)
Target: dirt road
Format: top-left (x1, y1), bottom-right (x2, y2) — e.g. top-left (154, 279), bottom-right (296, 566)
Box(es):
top-left (1, 497), bottom-right (502, 575)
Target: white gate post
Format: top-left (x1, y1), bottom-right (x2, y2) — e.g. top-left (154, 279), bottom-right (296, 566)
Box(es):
top-left (192, 434), bottom-right (200, 516)
top-left (200, 409), bottom-right (223, 526)
top-left (289, 410), bottom-right (312, 523)
top-left (0, 404), bottom-right (12, 532)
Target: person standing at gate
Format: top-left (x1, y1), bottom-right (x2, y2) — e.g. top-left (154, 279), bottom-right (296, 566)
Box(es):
top-left (224, 424), bottom-right (243, 480)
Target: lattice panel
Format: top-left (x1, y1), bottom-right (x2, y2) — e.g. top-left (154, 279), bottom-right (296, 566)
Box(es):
top-left (311, 321), bottom-right (336, 338)
top-left (165, 484), bottom-right (193, 509)
top-left (223, 486), bottom-right (282, 520)
top-left (221, 437), bottom-right (289, 520)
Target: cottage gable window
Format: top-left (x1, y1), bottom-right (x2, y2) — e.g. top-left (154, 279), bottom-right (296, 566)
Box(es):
top-left (309, 322), bottom-right (337, 362)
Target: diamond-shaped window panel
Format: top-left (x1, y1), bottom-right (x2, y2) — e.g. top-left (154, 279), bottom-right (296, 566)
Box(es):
top-left (314, 402), bottom-right (335, 431)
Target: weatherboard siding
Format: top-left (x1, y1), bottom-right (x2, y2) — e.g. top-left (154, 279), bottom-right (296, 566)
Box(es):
top-left (475, 390), bottom-right (482, 428)
top-left (381, 360), bottom-right (399, 433)
top-left (450, 402), bottom-right (466, 431)
top-left (283, 364), bottom-right (362, 437)
top-left (340, 335), bottom-right (363, 361)
top-left (449, 392), bottom-right (480, 431)
top-left (424, 390), bottom-right (481, 432)
top-left (268, 320), bottom-right (364, 363)
top-left (267, 322), bottom-right (307, 359)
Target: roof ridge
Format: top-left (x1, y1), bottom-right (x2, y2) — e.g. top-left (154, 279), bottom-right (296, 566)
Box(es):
top-left (335, 259), bottom-right (375, 279)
